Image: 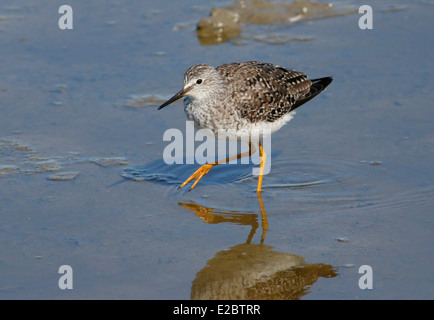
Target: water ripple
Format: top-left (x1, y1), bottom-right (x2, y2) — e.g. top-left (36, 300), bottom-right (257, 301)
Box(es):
top-left (121, 156), bottom-right (434, 214)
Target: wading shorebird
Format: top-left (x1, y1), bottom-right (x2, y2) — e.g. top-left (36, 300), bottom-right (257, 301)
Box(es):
top-left (158, 61), bottom-right (332, 192)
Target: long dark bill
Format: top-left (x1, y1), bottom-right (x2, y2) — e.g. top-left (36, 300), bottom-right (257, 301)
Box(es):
top-left (158, 89), bottom-right (186, 110)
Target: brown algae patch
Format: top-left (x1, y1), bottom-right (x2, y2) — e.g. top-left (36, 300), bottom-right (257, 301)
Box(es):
top-left (225, 0), bottom-right (338, 25)
top-left (197, 8), bottom-right (242, 45)
top-left (196, 0), bottom-right (356, 45)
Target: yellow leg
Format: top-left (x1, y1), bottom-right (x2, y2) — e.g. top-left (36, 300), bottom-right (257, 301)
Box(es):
top-left (178, 142), bottom-right (255, 191)
top-left (256, 141), bottom-right (266, 193)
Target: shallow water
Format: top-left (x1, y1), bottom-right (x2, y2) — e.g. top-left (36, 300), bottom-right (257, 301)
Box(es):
top-left (0, 0), bottom-right (433, 299)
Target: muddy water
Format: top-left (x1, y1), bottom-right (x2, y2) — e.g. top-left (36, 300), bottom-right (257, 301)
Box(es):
top-left (0, 0), bottom-right (433, 299)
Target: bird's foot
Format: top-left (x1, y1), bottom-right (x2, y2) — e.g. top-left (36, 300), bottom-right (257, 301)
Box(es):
top-left (178, 163), bottom-right (216, 191)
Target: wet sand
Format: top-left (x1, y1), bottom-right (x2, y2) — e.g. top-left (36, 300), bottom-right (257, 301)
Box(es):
top-left (0, 0), bottom-right (433, 299)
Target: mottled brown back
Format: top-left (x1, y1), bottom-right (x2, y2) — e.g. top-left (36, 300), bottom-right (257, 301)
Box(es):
top-left (217, 61), bottom-right (332, 123)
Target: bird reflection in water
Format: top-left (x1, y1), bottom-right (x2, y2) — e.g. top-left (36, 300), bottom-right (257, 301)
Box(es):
top-left (179, 193), bottom-right (337, 300)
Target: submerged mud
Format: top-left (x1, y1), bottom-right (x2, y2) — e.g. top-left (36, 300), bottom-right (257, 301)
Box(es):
top-left (0, 136), bottom-right (128, 180)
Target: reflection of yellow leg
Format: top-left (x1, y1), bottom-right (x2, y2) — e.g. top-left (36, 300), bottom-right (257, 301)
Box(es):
top-left (257, 192), bottom-right (268, 244)
top-left (256, 141), bottom-right (266, 193)
top-left (179, 192), bottom-right (269, 244)
top-left (179, 142), bottom-right (255, 191)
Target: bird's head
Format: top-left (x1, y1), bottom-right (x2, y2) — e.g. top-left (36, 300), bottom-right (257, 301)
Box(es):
top-left (158, 64), bottom-right (225, 110)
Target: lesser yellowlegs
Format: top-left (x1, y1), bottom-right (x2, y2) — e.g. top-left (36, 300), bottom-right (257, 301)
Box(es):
top-left (158, 61), bottom-right (332, 192)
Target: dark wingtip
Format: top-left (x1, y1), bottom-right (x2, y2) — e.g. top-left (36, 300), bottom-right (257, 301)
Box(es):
top-left (311, 76), bottom-right (333, 89)
top-left (290, 76), bottom-right (333, 111)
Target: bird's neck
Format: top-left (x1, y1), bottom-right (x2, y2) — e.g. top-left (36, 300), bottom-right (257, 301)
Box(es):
top-left (188, 86), bottom-right (227, 109)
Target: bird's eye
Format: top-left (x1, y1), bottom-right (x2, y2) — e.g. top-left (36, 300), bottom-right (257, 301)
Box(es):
top-left (196, 79), bottom-right (203, 84)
